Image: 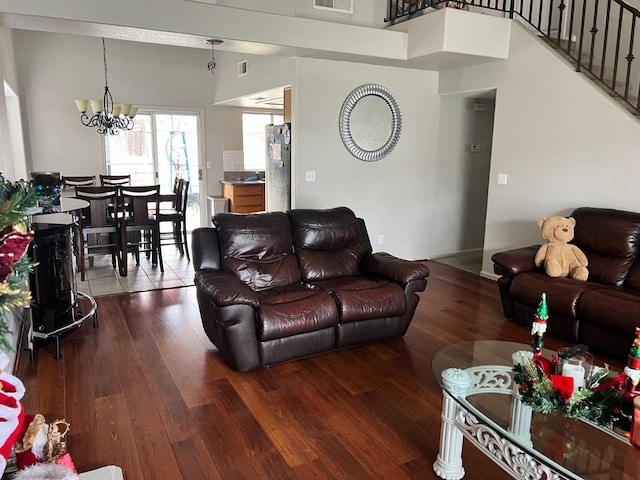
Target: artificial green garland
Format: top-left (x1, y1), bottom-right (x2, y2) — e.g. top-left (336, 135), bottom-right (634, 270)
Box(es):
top-left (0, 179), bottom-right (37, 351)
top-left (513, 353), bottom-right (623, 427)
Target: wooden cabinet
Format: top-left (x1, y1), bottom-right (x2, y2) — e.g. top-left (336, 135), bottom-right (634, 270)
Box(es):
top-left (222, 182), bottom-right (265, 213)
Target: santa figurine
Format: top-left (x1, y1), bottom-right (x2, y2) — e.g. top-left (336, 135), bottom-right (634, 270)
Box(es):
top-left (614, 327), bottom-right (640, 435)
top-left (0, 351), bottom-right (25, 475)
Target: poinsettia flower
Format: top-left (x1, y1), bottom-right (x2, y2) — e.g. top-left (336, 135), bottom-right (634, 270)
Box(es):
top-left (551, 374), bottom-right (574, 401)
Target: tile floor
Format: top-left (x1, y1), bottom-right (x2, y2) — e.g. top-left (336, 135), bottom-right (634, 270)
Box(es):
top-left (433, 249), bottom-right (483, 275)
top-left (75, 240), bottom-right (195, 297)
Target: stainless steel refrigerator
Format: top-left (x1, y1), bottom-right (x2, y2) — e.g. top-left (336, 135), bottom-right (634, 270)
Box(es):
top-left (265, 123), bottom-right (291, 212)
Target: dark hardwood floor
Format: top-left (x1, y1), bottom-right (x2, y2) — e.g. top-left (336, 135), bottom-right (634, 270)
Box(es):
top-left (13, 261), bottom-right (624, 479)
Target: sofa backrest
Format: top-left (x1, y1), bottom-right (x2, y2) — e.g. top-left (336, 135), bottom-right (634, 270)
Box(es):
top-left (572, 207), bottom-right (640, 287)
top-left (287, 207), bottom-right (372, 282)
top-left (213, 212), bottom-right (301, 291)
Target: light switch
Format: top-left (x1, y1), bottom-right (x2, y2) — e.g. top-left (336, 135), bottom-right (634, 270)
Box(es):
top-left (497, 173), bottom-right (508, 185)
top-left (306, 171), bottom-right (316, 182)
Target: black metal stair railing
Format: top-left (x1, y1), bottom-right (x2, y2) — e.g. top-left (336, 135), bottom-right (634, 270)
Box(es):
top-left (387, 0), bottom-right (640, 114)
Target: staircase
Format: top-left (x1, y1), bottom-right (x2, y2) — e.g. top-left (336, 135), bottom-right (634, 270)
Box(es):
top-left (389, 0), bottom-right (640, 116)
top-left (541, 35), bottom-right (640, 116)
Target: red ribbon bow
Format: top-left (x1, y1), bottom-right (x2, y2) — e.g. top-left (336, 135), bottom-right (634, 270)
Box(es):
top-left (551, 374), bottom-right (574, 401)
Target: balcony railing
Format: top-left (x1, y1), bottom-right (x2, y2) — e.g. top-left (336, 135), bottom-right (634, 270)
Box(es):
top-left (387, 0), bottom-right (640, 114)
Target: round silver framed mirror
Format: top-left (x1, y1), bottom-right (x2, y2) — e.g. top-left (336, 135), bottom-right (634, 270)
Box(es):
top-left (338, 84), bottom-right (402, 162)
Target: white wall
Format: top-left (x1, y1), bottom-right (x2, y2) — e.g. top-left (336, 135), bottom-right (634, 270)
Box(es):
top-left (0, 27), bottom-right (20, 178)
top-left (294, 57), bottom-right (440, 260)
top-left (203, 104), bottom-right (243, 195)
top-left (440, 22), bottom-right (640, 276)
top-left (12, 30), bottom-right (249, 197)
top-left (212, 50), bottom-right (295, 106)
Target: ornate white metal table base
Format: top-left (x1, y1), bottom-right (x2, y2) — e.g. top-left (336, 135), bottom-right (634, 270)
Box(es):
top-left (432, 366), bottom-right (572, 480)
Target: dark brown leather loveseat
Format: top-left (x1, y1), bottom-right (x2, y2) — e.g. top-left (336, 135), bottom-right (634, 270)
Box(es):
top-left (492, 207), bottom-right (640, 364)
top-left (192, 206), bottom-right (430, 371)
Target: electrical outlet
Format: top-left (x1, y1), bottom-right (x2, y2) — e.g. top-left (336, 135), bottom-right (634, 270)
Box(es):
top-left (378, 234), bottom-right (384, 245)
top-left (305, 171), bottom-right (316, 182)
top-left (497, 173), bottom-right (508, 185)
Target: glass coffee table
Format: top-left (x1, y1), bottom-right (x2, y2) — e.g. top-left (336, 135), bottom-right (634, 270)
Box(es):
top-left (431, 340), bottom-right (640, 479)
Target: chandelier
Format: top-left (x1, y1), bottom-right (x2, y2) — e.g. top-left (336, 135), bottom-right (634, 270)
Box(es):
top-left (74, 38), bottom-right (137, 135)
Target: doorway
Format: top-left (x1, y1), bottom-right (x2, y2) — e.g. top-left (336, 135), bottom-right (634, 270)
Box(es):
top-left (433, 90), bottom-right (496, 275)
top-left (104, 110), bottom-right (204, 230)
top-left (3, 81), bottom-right (28, 180)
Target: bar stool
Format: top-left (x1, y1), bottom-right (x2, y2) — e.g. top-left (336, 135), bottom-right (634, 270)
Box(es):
top-left (100, 174), bottom-right (131, 187)
top-left (158, 179), bottom-right (190, 260)
top-left (74, 186), bottom-right (121, 281)
top-left (118, 185), bottom-right (163, 276)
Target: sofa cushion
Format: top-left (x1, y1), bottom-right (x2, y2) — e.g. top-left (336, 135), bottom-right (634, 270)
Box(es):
top-left (257, 285), bottom-right (339, 341)
top-left (288, 207), bottom-right (370, 281)
top-left (577, 286), bottom-right (640, 335)
top-left (214, 212), bottom-right (301, 291)
top-left (311, 276), bottom-right (406, 323)
top-left (623, 261), bottom-right (640, 291)
top-left (572, 207), bottom-right (640, 286)
top-left (510, 272), bottom-right (590, 319)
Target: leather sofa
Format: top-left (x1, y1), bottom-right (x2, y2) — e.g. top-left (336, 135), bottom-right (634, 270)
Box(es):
top-left (192, 206), bottom-right (430, 371)
top-left (492, 207), bottom-right (640, 364)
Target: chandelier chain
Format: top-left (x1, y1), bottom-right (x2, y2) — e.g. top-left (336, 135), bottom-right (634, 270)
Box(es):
top-left (103, 38), bottom-right (109, 88)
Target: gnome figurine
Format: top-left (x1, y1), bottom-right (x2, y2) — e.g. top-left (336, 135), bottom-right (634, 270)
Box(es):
top-left (531, 293), bottom-right (553, 375)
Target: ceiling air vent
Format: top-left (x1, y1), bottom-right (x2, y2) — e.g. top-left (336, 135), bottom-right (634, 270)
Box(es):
top-left (313, 0), bottom-right (353, 14)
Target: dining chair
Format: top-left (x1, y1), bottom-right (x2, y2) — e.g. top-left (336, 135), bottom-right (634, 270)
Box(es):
top-left (73, 186), bottom-right (121, 281)
top-left (157, 178), bottom-right (190, 260)
top-left (61, 176), bottom-right (96, 197)
top-left (171, 176), bottom-right (181, 206)
top-left (118, 184), bottom-right (163, 277)
top-left (100, 174), bottom-right (131, 187)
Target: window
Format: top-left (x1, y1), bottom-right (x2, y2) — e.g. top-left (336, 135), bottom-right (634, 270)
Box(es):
top-left (104, 110), bottom-right (202, 230)
top-left (242, 112), bottom-right (284, 170)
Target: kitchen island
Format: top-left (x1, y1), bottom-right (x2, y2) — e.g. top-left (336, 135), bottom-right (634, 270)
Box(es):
top-left (220, 180), bottom-right (265, 213)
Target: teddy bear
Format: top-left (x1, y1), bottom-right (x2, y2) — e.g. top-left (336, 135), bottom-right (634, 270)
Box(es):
top-left (534, 215), bottom-right (589, 281)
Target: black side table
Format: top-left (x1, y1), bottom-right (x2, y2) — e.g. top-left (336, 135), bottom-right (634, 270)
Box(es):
top-left (27, 214), bottom-right (97, 359)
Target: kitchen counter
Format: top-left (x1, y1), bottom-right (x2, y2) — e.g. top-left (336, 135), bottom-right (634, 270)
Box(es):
top-left (220, 180), bottom-right (265, 185)
top-left (220, 181), bottom-right (265, 213)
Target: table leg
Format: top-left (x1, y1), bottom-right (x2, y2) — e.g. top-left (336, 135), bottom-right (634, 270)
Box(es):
top-left (54, 335), bottom-right (61, 360)
top-left (508, 395), bottom-right (533, 448)
top-left (433, 368), bottom-right (472, 480)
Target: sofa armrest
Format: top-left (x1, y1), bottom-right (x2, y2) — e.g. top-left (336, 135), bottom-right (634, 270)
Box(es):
top-left (491, 245), bottom-right (541, 276)
top-left (194, 270), bottom-right (259, 307)
top-left (361, 252), bottom-right (430, 284)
